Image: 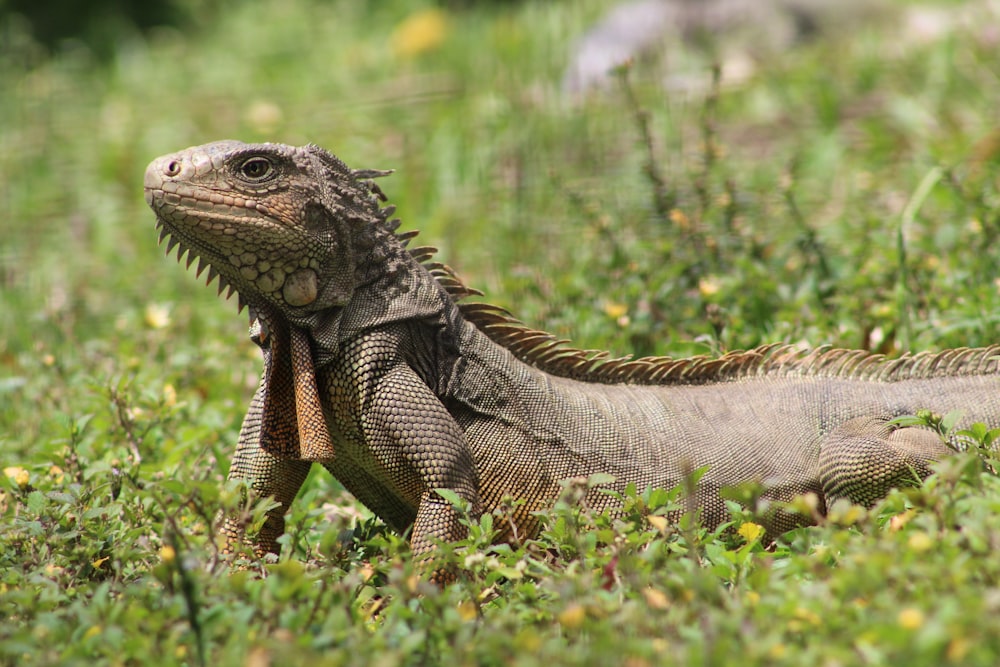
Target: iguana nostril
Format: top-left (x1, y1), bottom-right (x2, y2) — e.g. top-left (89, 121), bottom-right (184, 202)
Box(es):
top-left (165, 160), bottom-right (181, 176)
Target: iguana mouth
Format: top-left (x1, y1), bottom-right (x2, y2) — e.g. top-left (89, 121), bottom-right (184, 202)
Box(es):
top-left (144, 158), bottom-right (273, 313)
top-left (147, 200), bottom-right (248, 311)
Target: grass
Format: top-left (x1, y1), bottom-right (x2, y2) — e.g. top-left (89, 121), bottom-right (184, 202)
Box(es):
top-left (3, 0), bottom-right (1000, 664)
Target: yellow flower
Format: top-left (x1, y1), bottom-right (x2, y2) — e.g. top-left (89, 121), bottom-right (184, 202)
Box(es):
top-left (3, 466), bottom-right (29, 489)
top-left (947, 637), bottom-right (970, 663)
top-left (647, 515), bottom-right (668, 532)
top-left (642, 587), bottom-right (669, 610)
top-left (457, 600), bottom-right (479, 622)
top-left (888, 509), bottom-right (916, 531)
top-left (144, 303), bottom-right (171, 329)
top-left (603, 302), bottom-right (628, 320)
top-left (898, 607), bottom-right (925, 630)
top-left (162, 383), bottom-right (177, 408)
top-left (737, 521), bottom-right (763, 543)
top-left (159, 546), bottom-right (176, 564)
top-left (669, 209), bottom-right (690, 231)
top-left (794, 607), bottom-right (821, 626)
top-left (558, 604), bottom-right (587, 629)
top-left (515, 628), bottom-right (542, 652)
top-left (393, 8), bottom-right (449, 59)
top-left (907, 532), bottom-right (933, 552)
top-left (698, 276), bottom-right (720, 298)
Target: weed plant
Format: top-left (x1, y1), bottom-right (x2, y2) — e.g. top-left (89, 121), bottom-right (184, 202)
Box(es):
top-left (3, 0), bottom-right (1000, 664)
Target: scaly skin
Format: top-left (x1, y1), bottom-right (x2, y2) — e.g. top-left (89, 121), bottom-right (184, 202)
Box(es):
top-left (145, 141), bottom-right (1000, 576)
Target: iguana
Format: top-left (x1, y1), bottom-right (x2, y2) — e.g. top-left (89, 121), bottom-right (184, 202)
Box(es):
top-left (144, 140), bottom-right (1000, 572)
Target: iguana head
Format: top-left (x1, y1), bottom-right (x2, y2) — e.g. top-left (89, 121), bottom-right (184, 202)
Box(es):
top-left (144, 140), bottom-right (390, 318)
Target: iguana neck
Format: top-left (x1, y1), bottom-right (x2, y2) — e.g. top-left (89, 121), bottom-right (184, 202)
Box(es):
top-left (292, 235), bottom-right (460, 368)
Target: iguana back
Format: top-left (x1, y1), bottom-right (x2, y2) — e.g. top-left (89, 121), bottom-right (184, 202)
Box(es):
top-left (143, 140), bottom-right (1000, 572)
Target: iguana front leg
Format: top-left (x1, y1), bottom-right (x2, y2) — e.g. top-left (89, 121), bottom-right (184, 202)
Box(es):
top-left (220, 373), bottom-right (313, 558)
top-left (364, 364), bottom-right (482, 565)
top-left (220, 316), bottom-right (315, 559)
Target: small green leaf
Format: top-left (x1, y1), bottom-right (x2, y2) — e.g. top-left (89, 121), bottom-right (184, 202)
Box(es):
top-left (585, 473), bottom-right (618, 487)
top-left (26, 490), bottom-right (46, 513)
top-left (940, 409), bottom-right (964, 435)
top-left (433, 488), bottom-right (464, 507)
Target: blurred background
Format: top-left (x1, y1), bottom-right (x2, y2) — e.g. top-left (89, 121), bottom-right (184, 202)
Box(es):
top-left (2, 0), bottom-right (1000, 456)
top-left (4, 5), bottom-right (1000, 659)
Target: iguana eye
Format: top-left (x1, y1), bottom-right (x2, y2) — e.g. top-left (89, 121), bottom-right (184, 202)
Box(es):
top-left (239, 157), bottom-right (274, 181)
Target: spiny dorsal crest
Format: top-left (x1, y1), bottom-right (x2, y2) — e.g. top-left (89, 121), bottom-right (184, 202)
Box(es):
top-left (342, 158), bottom-right (1000, 386)
top-left (400, 238), bottom-right (1000, 385)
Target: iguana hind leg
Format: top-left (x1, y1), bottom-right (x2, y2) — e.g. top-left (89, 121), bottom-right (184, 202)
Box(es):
top-left (818, 415), bottom-right (953, 508)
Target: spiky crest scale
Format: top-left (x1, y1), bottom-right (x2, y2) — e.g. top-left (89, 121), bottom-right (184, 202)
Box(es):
top-left (386, 217), bottom-right (1000, 385)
